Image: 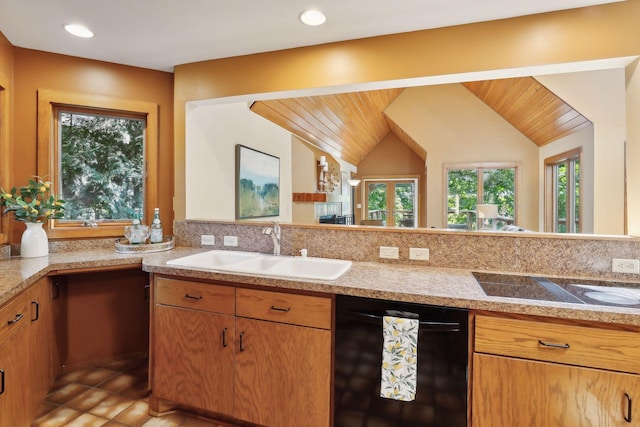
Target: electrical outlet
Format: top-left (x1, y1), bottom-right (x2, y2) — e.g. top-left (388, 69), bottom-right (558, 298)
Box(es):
top-left (409, 247), bottom-right (429, 261)
top-left (379, 246), bottom-right (399, 259)
top-left (612, 258), bottom-right (640, 274)
top-left (224, 235), bottom-right (238, 247)
top-left (200, 235), bottom-right (215, 246)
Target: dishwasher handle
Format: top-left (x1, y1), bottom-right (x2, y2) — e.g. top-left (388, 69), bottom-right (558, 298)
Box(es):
top-left (348, 310), bottom-right (461, 332)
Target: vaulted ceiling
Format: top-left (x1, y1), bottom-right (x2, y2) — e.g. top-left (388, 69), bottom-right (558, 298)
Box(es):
top-left (462, 77), bottom-right (592, 146)
top-left (249, 89), bottom-right (421, 166)
top-left (250, 77), bottom-right (591, 166)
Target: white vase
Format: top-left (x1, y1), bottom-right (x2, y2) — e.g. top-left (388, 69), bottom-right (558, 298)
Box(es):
top-left (21, 222), bottom-right (49, 258)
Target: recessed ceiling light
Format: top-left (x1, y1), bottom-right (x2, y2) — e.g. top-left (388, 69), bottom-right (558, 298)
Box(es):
top-left (299, 9), bottom-right (326, 26)
top-left (64, 23), bottom-right (94, 38)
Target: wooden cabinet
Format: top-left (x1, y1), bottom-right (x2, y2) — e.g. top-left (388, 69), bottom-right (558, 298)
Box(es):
top-left (153, 278), bottom-right (235, 414)
top-left (472, 315), bottom-right (640, 427)
top-left (28, 277), bottom-right (56, 416)
top-left (234, 317), bottom-right (331, 426)
top-left (0, 277), bottom-right (58, 425)
top-left (151, 276), bottom-right (332, 426)
top-left (234, 288), bottom-right (331, 426)
top-left (0, 291), bottom-right (32, 427)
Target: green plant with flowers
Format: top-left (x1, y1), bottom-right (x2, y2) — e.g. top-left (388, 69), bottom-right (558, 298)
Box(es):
top-left (0, 177), bottom-right (66, 222)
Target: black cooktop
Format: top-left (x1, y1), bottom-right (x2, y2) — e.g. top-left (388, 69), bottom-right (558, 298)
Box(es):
top-left (473, 272), bottom-right (640, 308)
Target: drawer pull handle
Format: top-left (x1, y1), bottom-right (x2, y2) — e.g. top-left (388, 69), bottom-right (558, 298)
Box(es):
top-left (52, 280), bottom-right (61, 300)
top-left (32, 301), bottom-right (40, 322)
top-left (270, 305), bottom-right (291, 313)
top-left (0, 369), bottom-right (4, 395)
top-left (625, 393), bottom-right (632, 423)
top-left (7, 313), bottom-right (24, 325)
top-left (538, 340), bottom-right (570, 349)
top-left (184, 294), bottom-right (203, 301)
top-left (239, 331), bottom-right (245, 352)
top-left (222, 327), bottom-right (228, 348)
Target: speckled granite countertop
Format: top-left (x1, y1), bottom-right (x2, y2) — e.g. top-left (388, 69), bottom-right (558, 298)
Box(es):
top-left (2, 246), bottom-right (640, 327)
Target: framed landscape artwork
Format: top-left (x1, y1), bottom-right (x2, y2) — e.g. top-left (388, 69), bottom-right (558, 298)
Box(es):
top-left (235, 145), bottom-right (280, 219)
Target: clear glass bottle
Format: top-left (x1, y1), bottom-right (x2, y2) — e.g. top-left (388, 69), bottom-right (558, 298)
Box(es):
top-left (130, 208), bottom-right (144, 244)
top-left (150, 208), bottom-right (163, 243)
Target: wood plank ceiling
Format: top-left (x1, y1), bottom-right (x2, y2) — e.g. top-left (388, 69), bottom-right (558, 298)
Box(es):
top-left (250, 77), bottom-right (591, 166)
top-left (250, 89), bottom-right (415, 166)
top-left (462, 77), bottom-right (592, 147)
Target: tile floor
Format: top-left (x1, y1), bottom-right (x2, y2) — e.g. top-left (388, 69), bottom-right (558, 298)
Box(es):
top-left (31, 357), bottom-right (221, 427)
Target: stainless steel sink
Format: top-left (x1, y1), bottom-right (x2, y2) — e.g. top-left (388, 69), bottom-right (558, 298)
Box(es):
top-left (472, 272), bottom-right (640, 308)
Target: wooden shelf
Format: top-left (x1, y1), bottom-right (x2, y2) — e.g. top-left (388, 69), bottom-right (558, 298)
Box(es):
top-left (292, 193), bottom-right (326, 202)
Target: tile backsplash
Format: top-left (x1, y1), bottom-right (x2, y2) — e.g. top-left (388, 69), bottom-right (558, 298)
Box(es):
top-left (175, 220), bottom-right (640, 281)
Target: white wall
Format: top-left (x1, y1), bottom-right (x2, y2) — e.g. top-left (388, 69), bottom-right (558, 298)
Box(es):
top-left (384, 84), bottom-right (540, 230)
top-left (537, 68), bottom-right (626, 235)
top-left (185, 102), bottom-right (292, 222)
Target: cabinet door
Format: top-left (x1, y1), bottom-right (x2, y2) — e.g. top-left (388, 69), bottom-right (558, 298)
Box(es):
top-left (153, 304), bottom-right (234, 414)
top-left (0, 299), bottom-right (30, 427)
top-left (473, 354), bottom-right (640, 427)
top-left (29, 277), bottom-right (56, 415)
top-left (234, 317), bottom-right (331, 427)
top-left (50, 276), bottom-right (67, 379)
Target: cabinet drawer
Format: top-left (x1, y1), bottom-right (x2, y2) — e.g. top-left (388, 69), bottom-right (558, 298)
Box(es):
top-left (475, 315), bottom-right (640, 374)
top-left (0, 292), bottom-right (30, 346)
top-left (155, 277), bottom-right (235, 315)
top-left (236, 288), bottom-right (331, 329)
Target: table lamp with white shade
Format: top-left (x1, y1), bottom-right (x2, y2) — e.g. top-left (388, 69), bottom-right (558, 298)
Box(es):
top-left (476, 204), bottom-right (499, 230)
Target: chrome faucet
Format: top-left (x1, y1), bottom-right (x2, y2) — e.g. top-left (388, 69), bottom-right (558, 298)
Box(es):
top-left (262, 222), bottom-right (281, 255)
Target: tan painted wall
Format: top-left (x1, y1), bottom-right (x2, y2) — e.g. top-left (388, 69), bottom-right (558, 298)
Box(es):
top-left (357, 133), bottom-right (427, 227)
top-left (290, 136), bottom-right (349, 225)
top-left (537, 67), bottom-right (626, 235)
top-left (384, 84), bottom-right (539, 230)
top-left (173, 1), bottom-right (640, 231)
top-left (0, 32), bottom-right (13, 82)
top-left (291, 137), bottom-right (317, 224)
top-left (0, 33), bottom-right (14, 244)
top-left (539, 126), bottom-right (595, 233)
top-left (627, 60), bottom-right (640, 236)
top-left (10, 48), bottom-right (174, 242)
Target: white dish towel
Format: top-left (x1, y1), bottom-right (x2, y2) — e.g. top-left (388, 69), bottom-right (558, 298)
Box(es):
top-left (380, 314), bottom-right (419, 401)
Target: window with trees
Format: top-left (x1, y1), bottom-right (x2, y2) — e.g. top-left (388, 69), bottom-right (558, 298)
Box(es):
top-left (57, 109), bottom-right (145, 222)
top-left (37, 89), bottom-right (158, 238)
top-left (545, 148), bottom-right (581, 233)
top-left (364, 177), bottom-right (417, 227)
top-left (445, 163), bottom-right (518, 230)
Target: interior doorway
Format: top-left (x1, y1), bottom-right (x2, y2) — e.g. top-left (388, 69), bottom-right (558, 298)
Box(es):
top-left (362, 178), bottom-right (418, 227)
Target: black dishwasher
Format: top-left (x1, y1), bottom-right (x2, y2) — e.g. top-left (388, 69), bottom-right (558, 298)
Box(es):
top-left (334, 295), bottom-right (468, 427)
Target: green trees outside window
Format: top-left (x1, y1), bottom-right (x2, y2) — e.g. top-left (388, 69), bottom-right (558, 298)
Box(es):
top-left (365, 179), bottom-right (417, 227)
top-left (447, 166), bottom-right (516, 229)
top-left (59, 110), bottom-right (145, 222)
top-left (546, 151), bottom-right (580, 233)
